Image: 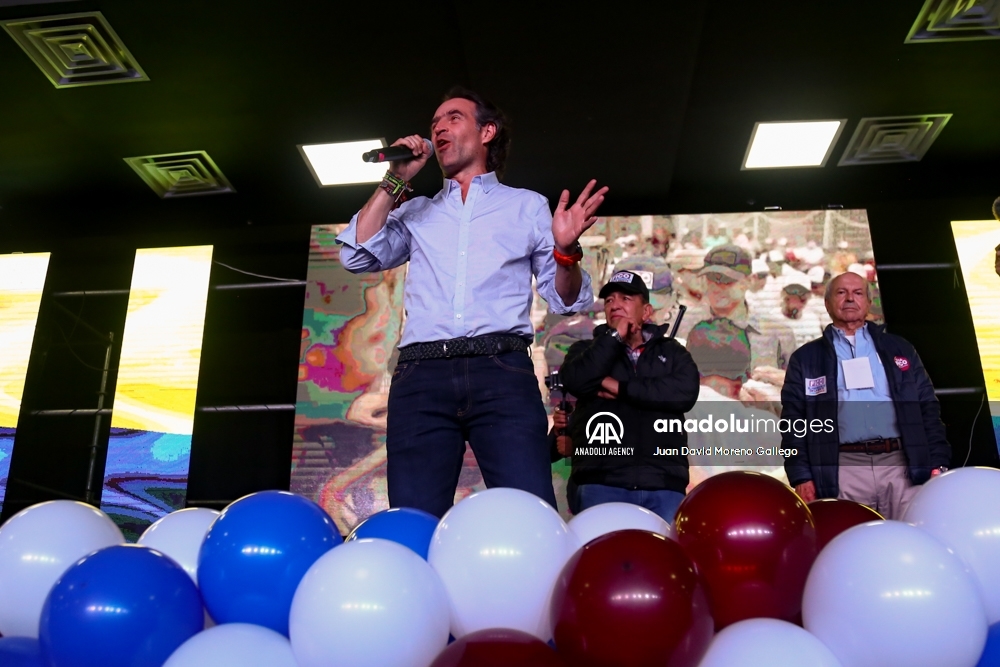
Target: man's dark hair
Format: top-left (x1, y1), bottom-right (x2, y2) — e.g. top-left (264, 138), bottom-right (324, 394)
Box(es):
top-left (442, 86), bottom-right (510, 179)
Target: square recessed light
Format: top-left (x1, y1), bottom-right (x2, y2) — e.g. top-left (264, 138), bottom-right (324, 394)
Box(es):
top-left (299, 140), bottom-right (388, 186)
top-left (742, 120), bottom-right (846, 169)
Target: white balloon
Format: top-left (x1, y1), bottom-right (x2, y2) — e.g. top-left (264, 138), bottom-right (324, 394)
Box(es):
top-left (568, 501), bottom-right (673, 546)
top-left (163, 623), bottom-right (297, 667)
top-left (903, 467), bottom-right (1000, 624)
top-left (428, 487), bottom-right (580, 641)
top-left (803, 521), bottom-right (988, 667)
top-left (0, 500), bottom-right (123, 638)
top-left (698, 618), bottom-right (842, 667)
top-left (138, 507), bottom-right (220, 583)
top-left (289, 538), bottom-right (449, 667)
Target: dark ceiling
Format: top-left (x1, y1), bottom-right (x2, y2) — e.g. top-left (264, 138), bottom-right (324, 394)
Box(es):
top-left (0, 0), bottom-right (998, 251)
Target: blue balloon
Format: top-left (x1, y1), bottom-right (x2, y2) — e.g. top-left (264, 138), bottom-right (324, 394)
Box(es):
top-left (978, 622), bottom-right (1000, 667)
top-left (347, 507), bottom-right (439, 560)
top-left (197, 490), bottom-right (342, 635)
top-left (0, 637), bottom-right (45, 667)
top-left (39, 545), bottom-right (203, 667)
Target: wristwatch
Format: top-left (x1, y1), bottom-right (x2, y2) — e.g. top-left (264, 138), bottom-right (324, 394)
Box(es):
top-left (606, 329), bottom-right (623, 344)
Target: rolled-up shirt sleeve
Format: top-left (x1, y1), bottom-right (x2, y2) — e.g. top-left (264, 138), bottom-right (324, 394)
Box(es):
top-left (336, 207), bottom-right (412, 273)
top-left (530, 199), bottom-right (594, 314)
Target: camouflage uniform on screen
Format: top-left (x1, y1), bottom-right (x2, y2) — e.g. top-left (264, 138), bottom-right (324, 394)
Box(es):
top-left (676, 244), bottom-right (796, 374)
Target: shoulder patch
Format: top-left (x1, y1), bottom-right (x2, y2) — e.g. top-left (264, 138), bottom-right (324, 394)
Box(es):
top-left (805, 376), bottom-right (827, 396)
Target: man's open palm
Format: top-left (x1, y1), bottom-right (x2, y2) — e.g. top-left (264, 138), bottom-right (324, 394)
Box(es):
top-left (552, 179), bottom-right (608, 252)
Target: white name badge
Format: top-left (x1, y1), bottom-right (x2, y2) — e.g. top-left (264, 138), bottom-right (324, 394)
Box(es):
top-left (842, 356), bottom-right (875, 390)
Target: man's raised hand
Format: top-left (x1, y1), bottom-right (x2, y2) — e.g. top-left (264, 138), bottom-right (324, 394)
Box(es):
top-left (387, 135), bottom-right (432, 182)
top-left (552, 179), bottom-right (609, 253)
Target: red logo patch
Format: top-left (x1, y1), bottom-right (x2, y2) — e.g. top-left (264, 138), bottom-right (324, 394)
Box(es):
top-left (894, 356), bottom-right (910, 371)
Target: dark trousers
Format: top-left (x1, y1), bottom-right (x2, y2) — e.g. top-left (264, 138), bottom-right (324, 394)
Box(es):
top-left (386, 351), bottom-right (557, 518)
top-left (576, 484), bottom-right (685, 523)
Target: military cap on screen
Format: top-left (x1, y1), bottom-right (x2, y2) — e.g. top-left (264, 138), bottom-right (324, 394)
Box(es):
top-left (598, 270), bottom-right (650, 301)
top-left (698, 244), bottom-right (752, 281)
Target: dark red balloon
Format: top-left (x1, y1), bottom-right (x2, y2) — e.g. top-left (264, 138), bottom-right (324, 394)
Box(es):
top-left (674, 471), bottom-right (818, 631)
top-left (429, 629), bottom-right (566, 667)
top-left (550, 529), bottom-right (713, 667)
top-left (808, 498), bottom-right (884, 551)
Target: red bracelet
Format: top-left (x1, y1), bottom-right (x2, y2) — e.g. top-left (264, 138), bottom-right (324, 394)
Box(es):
top-left (553, 243), bottom-right (583, 267)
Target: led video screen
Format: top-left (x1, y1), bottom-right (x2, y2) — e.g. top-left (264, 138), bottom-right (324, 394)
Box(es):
top-left (0, 252), bottom-right (51, 514)
top-left (292, 211), bottom-right (881, 531)
top-left (101, 246), bottom-right (213, 539)
top-left (951, 220), bottom-right (1000, 453)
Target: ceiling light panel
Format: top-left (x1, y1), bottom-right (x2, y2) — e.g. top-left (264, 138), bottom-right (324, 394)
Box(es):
top-left (742, 120), bottom-right (845, 170)
top-left (1, 11), bottom-right (147, 88)
top-left (125, 151), bottom-right (235, 198)
top-left (299, 140), bottom-right (387, 187)
top-left (838, 115), bottom-right (951, 166)
top-left (906, 0), bottom-right (1000, 43)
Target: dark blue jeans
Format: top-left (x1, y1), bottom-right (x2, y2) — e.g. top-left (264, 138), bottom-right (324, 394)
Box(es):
top-left (576, 484), bottom-right (685, 523)
top-left (386, 351), bottom-right (557, 518)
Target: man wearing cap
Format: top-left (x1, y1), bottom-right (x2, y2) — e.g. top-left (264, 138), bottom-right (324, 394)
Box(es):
top-left (558, 270), bottom-right (700, 521)
top-left (677, 245), bottom-right (796, 376)
top-left (780, 271), bottom-right (951, 519)
top-left (780, 271), bottom-right (824, 349)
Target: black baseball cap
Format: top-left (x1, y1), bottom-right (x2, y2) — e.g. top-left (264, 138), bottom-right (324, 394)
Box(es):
top-left (598, 270), bottom-right (650, 301)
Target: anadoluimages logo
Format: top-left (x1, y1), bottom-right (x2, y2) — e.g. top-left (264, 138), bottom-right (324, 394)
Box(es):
top-left (585, 412), bottom-right (625, 445)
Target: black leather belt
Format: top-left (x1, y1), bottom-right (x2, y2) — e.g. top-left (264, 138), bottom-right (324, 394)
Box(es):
top-left (839, 438), bottom-right (901, 455)
top-left (397, 335), bottom-right (531, 362)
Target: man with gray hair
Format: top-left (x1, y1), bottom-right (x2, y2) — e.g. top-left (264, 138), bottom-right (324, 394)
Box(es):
top-left (780, 271), bottom-right (950, 519)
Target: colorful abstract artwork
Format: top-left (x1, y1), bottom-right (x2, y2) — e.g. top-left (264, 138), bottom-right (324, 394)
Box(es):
top-left (951, 220), bottom-right (1000, 453)
top-left (292, 211), bottom-right (881, 531)
top-left (0, 252), bottom-right (51, 514)
top-left (101, 246), bottom-right (213, 540)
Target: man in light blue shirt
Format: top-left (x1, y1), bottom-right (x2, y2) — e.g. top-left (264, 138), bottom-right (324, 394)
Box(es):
top-left (336, 87), bottom-right (607, 517)
top-left (830, 324), bottom-right (901, 444)
top-left (781, 272), bottom-right (950, 519)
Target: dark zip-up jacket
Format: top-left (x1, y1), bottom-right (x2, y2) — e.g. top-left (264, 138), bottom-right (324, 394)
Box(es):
top-left (559, 322), bottom-right (700, 493)
top-left (781, 322), bottom-right (950, 498)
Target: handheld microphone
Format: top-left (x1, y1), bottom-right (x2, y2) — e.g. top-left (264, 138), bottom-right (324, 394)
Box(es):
top-left (362, 138), bottom-right (434, 163)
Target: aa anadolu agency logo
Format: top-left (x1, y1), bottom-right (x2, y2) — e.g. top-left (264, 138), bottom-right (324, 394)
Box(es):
top-left (585, 411), bottom-right (625, 445)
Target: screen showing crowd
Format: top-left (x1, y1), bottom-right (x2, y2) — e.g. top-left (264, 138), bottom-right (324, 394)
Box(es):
top-left (292, 210), bottom-right (882, 531)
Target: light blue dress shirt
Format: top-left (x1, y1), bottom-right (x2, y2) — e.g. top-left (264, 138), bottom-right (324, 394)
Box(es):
top-left (336, 172), bottom-right (594, 347)
top-left (831, 323), bottom-right (901, 443)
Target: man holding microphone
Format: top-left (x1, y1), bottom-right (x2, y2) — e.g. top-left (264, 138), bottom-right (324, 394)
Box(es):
top-left (336, 87), bottom-right (607, 517)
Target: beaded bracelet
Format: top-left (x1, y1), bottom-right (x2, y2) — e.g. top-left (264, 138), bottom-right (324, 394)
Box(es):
top-left (379, 171), bottom-right (412, 207)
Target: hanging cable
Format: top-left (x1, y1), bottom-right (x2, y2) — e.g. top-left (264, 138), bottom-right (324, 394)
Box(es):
top-left (213, 260), bottom-right (299, 283)
top-left (962, 391), bottom-right (985, 468)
